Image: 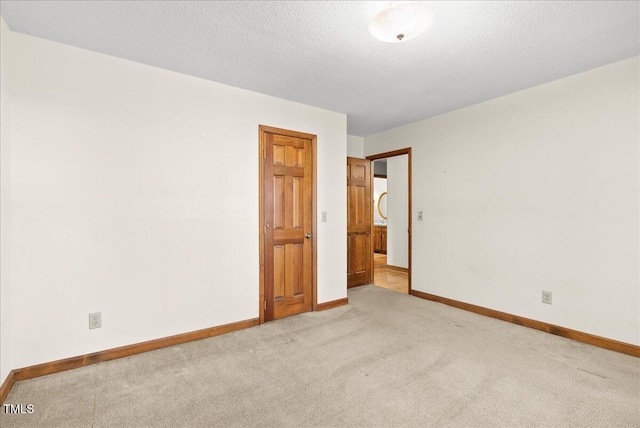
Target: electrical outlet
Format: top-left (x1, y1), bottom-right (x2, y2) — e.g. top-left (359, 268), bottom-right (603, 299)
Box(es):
top-left (418, 211), bottom-right (424, 221)
top-left (541, 291), bottom-right (552, 305)
top-left (89, 312), bottom-right (102, 329)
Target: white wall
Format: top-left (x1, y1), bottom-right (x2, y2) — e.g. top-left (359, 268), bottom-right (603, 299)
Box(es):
top-left (364, 57), bottom-right (639, 345)
top-left (373, 177), bottom-right (387, 224)
top-left (0, 15), bottom-right (12, 383)
top-left (9, 32), bottom-right (347, 369)
top-left (386, 155), bottom-right (408, 269)
top-left (347, 135), bottom-right (364, 158)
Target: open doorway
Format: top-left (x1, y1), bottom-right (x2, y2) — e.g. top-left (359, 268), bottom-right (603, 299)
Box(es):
top-left (367, 149), bottom-right (411, 294)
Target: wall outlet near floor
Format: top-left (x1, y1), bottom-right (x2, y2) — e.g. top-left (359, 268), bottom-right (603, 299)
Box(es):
top-left (89, 312), bottom-right (102, 329)
top-left (418, 211), bottom-right (424, 221)
top-left (541, 291), bottom-right (553, 305)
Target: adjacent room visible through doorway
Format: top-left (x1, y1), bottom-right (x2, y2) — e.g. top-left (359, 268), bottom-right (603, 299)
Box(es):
top-left (373, 252), bottom-right (408, 294)
top-left (368, 149), bottom-right (411, 295)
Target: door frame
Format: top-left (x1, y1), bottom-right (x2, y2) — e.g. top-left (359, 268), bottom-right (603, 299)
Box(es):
top-left (366, 148), bottom-right (412, 294)
top-left (258, 125), bottom-right (318, 324)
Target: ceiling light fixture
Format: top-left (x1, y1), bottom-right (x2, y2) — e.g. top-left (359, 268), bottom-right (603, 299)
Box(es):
top-left (369, 1), bottom-right (434, 43)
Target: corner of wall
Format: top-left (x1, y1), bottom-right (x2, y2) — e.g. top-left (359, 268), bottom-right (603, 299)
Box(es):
top-left (362, 57), bottom-right (640, 346)
top-left (0, 14), bottom-right (14, 384)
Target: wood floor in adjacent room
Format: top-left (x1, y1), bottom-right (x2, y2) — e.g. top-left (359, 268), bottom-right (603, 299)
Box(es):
top-left (373, 253), bottom-right (408, 294)
top-left (2, 285), bottom-right (638, 428)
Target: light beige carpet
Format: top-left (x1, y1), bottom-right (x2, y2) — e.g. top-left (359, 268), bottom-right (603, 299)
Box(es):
top-left (1, 285), bottom-right (639, 427)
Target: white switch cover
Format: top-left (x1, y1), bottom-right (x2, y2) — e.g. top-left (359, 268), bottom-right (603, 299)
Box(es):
top-left (418, 211), bottom-right (424, 221)
top-left (322, 212), bottom-right (327, 222)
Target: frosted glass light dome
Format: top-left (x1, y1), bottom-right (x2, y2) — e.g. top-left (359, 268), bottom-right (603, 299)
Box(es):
top-left (369, 2), bottom-right (434, 43)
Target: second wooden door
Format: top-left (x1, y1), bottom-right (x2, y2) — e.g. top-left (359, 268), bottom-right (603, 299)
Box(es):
top-left (347, 157), bottom-right (372, 287)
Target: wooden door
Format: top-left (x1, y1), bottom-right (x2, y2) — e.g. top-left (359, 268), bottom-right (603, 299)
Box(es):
top-left (347, 157), bottom-right (372, 287)
top-left (261, 126), bottom-right (315, 322)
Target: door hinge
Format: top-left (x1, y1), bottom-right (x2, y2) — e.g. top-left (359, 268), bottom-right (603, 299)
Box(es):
top-left (264, 300), bottom-right (267, 310)
top-left (263, 149), bottom-right (266, 159)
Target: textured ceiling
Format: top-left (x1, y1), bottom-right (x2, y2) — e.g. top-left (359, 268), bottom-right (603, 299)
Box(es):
top-left (1, 1), bottom-right (638, 136)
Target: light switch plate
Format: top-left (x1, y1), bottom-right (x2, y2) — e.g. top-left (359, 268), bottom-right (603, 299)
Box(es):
top-left (418, 211), bottom-right (424, 221)
top-left (322, 212), bottom-right (327, 222)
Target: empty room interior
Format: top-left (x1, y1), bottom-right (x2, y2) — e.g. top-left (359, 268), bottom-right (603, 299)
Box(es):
top-left (0, 1), bottom-right (639, 427)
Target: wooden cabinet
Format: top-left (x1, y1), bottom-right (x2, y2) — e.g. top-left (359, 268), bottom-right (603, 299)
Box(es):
top-left (373, 226), bottom-right (387, 254)
top-left (373, 230), bottom-right (378, 252)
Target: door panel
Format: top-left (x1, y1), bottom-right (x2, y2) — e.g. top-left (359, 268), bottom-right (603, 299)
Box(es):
top-left (347, 157), bottom-right (372, 287)
top-left (273, 245), bottom-right (286, 299)
top-left (263, 129), bottom-right (314, 321)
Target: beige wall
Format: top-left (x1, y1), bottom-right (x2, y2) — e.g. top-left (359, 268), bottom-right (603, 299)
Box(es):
top-left (365, 57), bottom-right (639, 345)
top-left (386, 155), bottom-right (408, 269)
top-left (8, 31), bottom-right (347, 369)
top-left (1, 15), bottom-right (13, 382)
top-left (347, 135), bottom-right (364, 158)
